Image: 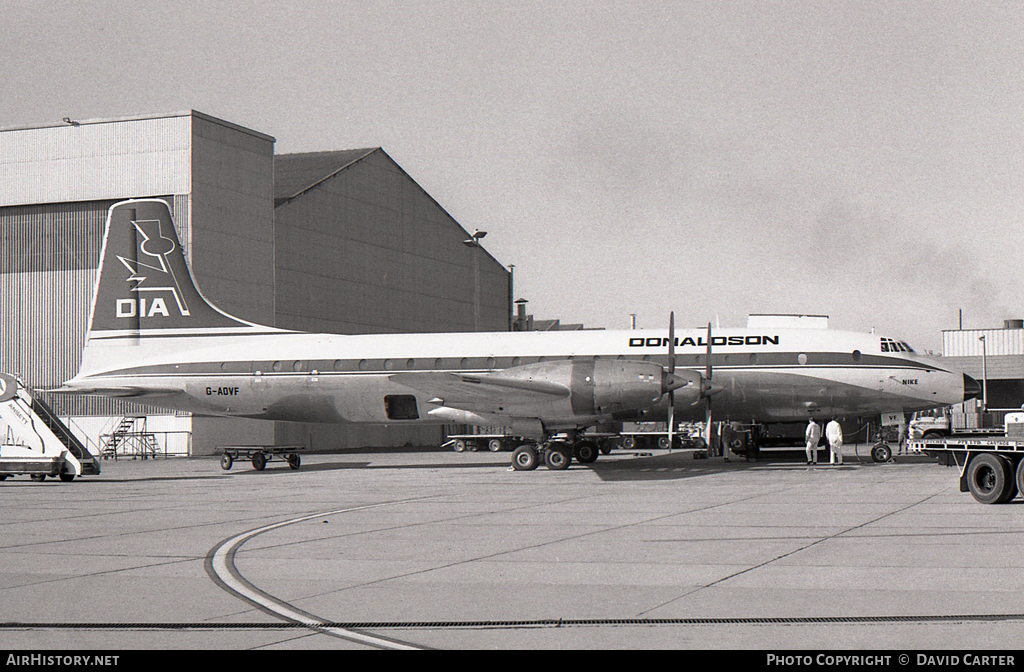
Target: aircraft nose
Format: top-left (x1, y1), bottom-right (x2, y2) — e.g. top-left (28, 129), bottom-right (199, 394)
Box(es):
top-left (963, 373), bottom-right (982, 401)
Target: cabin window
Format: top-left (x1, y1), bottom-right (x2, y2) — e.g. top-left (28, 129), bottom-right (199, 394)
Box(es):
top-left (852, 350), bottom-right (862, 362)
top-left (798, 353), bottom-right (808, 365)
top-left (384, 395), bottom-right (419, 420)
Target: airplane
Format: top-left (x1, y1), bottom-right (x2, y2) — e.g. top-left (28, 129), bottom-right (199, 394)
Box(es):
top-left (57, 199), bottom-right (981, 470)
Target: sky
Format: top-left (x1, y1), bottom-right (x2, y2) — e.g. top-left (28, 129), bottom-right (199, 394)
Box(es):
top-left (2, 0), bottom-right (1022, 353)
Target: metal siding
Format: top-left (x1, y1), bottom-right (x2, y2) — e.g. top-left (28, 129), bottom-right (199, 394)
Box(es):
top-left (274, 150), bottom-right (509, 335)
top-left (0, 116), bottom-right (192, 206)
top-left (0, 199), bottom-right (177, 417)
top-left (189, 115), bottom-right (275, 326)
top-left (943, 329), bottom-right (1024, 357)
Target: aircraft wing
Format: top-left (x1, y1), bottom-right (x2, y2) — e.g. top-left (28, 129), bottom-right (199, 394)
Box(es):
top-left (388, 371), bottom-right (570, 412)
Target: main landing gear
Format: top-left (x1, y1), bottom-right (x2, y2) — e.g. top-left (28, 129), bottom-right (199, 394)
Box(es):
top-left (511, 439), bottom-right (600, 471)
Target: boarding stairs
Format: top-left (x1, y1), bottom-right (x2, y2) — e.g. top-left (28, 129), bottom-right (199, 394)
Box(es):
top-left (100, 416), bottom-right (159, 460)
top-left (0, 373), bottom-right (101, 481)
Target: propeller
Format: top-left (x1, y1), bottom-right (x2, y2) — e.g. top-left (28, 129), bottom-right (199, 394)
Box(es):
top-left (703, 322), bottom-right (713, 449)
top-left (667, 312), bottom-right (676, 451)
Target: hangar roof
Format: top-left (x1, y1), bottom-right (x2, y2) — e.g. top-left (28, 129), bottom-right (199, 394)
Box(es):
top-left (274, 148), bottom-right (378, 206)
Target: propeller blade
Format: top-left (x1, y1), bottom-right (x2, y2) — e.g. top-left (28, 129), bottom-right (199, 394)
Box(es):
top-left (668, 312), bottom-right (676, 374)
top-left (704, 322), bottom-right (712, 383)
top-left (667, 312), bottom-right (675, 451)
top-left (704, 322), bottom-right (713, 448)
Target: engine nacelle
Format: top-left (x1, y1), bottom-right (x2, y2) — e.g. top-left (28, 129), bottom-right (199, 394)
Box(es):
top-left (488, 359), bottom-right (700, 418)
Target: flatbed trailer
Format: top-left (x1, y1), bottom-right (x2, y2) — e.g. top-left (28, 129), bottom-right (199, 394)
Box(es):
top-left (908, 436), bottom-right (1024, 504)
top-left (217, 445), bottom-right (304, 471)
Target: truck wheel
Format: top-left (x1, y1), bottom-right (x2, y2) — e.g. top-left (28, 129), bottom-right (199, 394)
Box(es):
top-left (511, 445), bottom-right (539, 471)
top-left (622, 436), bottom-right (636, 450)
top-left (59, 473), bottom-right (75, 482)
top-left (871, 443), bottom-right (892, 463)
top-left (488, 438), bottom-right (504, 452)
top-left (453, 439), bottom-right (466, 452)
top-left (1015, 460), bottom-right (1024, 501)
top-left (252, 452), bottom-right (267, 471)
top-left (922, 430), bottom-right (946, 439)
top-left (220, 454), bottom-right (234, 470)
top-left (599, 440), bottom-right (613, 455)
top-left (574, 441), bottom-right (599, 464)
top-left (967, 453), bottom-right (1014, 504)
top-left (544, 443), bottom-right (572, 470)
top-left (287, 453), bottom-right (301, 470)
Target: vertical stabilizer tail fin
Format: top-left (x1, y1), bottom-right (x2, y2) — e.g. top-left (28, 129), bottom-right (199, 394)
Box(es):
top-left (88, 199), bottom-right (264, 336)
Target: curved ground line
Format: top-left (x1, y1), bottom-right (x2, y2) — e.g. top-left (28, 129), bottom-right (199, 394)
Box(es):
top-left (204, 500), bottom-right (434, 651)
top-left (6, 613), bottom-right (1024, 630)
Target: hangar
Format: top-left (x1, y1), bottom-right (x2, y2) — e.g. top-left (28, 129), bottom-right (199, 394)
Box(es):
top-left (941, 319), bottom-right (1024, 414)
top-left (0, 110), bottom-right (510, 456)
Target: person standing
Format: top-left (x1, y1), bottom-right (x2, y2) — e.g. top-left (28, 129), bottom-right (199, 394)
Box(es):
top-left (805, 418), bottom-right (820, 465)
top-left (826, 419), bottom-right (844, 465)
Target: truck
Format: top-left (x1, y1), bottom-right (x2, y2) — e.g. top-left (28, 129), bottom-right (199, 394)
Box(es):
top-left (907, 407), bottom-right (1007, 439)
top-left (0, 373), bottom-right (101, 482)
top-left (908, 411), bottom-right (1024, 504)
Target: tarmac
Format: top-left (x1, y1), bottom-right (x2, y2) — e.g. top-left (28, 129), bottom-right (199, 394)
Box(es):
top-left (2, 442), bottom-right (1024, 651)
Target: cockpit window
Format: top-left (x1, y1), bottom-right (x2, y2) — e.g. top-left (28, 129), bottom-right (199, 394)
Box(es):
top-left (880, 337), bottom-right (915, 354)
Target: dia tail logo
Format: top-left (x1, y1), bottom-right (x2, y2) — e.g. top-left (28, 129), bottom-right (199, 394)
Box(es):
top-left (89, 200), bottom-right (250, 334)
top-left (115, 217), bottom-right (191, 319)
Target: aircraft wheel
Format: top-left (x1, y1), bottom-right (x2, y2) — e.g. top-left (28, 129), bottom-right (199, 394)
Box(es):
top-left (544, 443), bottom-right (572, 470)
top-left (871, 443), bottom-right (892, 463)
top-left (59, 473), bottom-right (75, 482)
top-left (488, 438), bottom-right (504, 452)
top-left (220, 454), bottom-right (234, 470)
top-left (287, 453), bottom-right (301, 470)
top-left (511, 445), bottom-right (539, 471)
top-left (967, 453), bottom-right (1013, 504)
top-left (252, 452), bottom-right (267, 471)
top-left (574, 441), bottom-right (599, 464)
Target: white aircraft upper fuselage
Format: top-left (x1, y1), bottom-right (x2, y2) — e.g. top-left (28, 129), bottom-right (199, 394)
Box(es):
top-left (59, 200), bottom-right (979, 437)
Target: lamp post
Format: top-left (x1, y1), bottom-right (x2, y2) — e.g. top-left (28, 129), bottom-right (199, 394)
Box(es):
top-left (979, 335), bottom-right (988, 411)
top-left (462, 229), bottom-right (487, 332)
top-left (507, 264), bottom-right (515, 332)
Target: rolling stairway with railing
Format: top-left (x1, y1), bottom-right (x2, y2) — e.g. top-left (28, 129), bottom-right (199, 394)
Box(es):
top-left (100, 416), bottom-right (159, 460)
top-left (0, 373), bottom-right (102, 481)
top-left (29, 393), bottom-right (102, 475)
